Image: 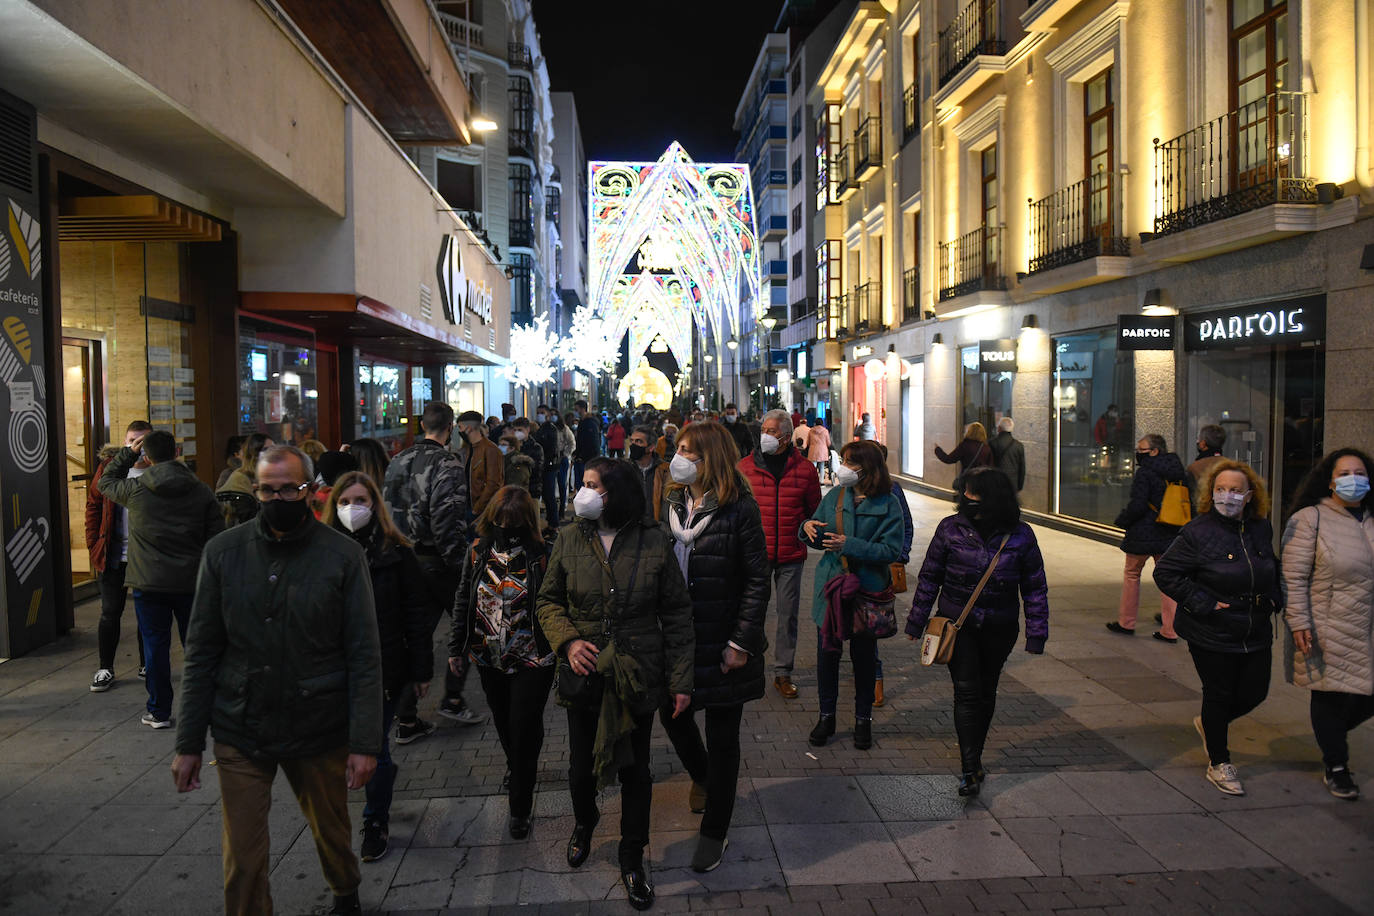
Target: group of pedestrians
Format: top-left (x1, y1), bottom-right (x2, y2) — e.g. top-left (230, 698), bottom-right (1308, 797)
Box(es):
top-left (81, 399), bottom-right (1372, 914)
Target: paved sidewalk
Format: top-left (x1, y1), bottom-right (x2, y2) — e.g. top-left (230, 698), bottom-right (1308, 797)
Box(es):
top-left (1, 487), bottom-right (1372, 915)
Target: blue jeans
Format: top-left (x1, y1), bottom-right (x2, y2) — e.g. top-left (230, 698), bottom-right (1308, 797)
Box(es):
top-left (132, 589), bottom-right (193, 719)
top-left (363, 695), bottom-right (398, 826)
top-left (816, 628), bottom-right (877, 719)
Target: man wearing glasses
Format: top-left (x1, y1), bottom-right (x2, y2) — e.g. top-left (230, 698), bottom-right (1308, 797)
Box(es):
top-left (173, 445), bottom-right (383, 916)
top-left (96, 429), bottom-right (224, 729)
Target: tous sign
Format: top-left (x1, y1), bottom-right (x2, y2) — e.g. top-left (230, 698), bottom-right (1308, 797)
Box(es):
top-left (1183, 295), bottom-right (1325, 352)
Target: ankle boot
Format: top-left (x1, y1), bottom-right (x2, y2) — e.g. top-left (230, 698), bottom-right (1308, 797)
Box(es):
top-left (957, 772), bottom-right (981, 797)
top-left (809, 713), bottom-right (836, 746)
top-left (853, 717), bottom-right (872, 750)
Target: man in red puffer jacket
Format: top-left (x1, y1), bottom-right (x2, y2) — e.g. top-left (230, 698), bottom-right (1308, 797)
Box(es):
top-left (739, 408), bottom-right (822, 699)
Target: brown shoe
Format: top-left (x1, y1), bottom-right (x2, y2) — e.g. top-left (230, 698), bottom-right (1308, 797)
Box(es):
top-left (688, 781), bottom-right (708, 814)
top-left (873, 678), bottom-right (885, 708)
top-left (774, 675), bottom-right (798, 699)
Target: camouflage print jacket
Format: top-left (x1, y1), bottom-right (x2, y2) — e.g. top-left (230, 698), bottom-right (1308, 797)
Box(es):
top-left (382, 439), bottom-right (469, 570)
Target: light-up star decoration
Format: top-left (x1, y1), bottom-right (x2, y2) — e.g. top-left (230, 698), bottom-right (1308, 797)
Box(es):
top-left (556, 304), bottom-right (620, 375)
top-left (589, 142), bottom-right (761, 375)
top-left (499, 314), bottom-right (558, 389)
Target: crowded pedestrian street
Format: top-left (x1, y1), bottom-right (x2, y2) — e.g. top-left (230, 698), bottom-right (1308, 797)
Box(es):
top-left (1, 486), bottom-right (1369, 915)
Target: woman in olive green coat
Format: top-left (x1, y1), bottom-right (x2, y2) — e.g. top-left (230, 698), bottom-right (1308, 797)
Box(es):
top-left (537, 456), bottom-right (694, 912)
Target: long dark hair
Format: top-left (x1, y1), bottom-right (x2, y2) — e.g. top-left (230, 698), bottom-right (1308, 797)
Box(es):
top-left (586, 456), bottom-right (645, 528)
top-left (347, 437), bottom-right (390, 485)
top-left (1287, 448), bottom-right (1374, 516)
top-left (475, 485), bottom-right (545, 547)
top-left (963, 466), bottom-right (1021, 533)
top-left (839, 440), bottom-right (891, 498)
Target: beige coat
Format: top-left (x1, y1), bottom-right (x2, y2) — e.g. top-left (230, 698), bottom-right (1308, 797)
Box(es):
top-left (1282, 498), bottom-right (1374, 694)
top-left (806, 423), bottom-right (832, 463)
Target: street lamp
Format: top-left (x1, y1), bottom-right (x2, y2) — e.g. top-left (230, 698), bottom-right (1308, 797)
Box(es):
top-left (760, 314), bottom-right (777, 331)
top-left (726, 336), bottom-right (738, 350)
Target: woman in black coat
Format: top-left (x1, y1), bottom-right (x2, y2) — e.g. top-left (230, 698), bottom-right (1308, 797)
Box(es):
top-left (661, 421), bottom-right (770, 873)
top-left (1107, 434), bottom-right (1187, 640)
top-left (323, 471), bottom-right (433, 864)
top-left (1154, 460), bottom-right (1282, 798)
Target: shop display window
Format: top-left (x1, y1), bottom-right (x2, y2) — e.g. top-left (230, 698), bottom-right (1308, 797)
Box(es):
top-left (358, 361), bottom-right (404, 450)
top-left (959, 344), bottom-right (1013, 434)
top-left (444, 364), bottom-right (485, 416)
top-left (1052, 329), bottom-right (1134, 525)
top-left (238, 316), bottom-right (318, 446)
top-left (901, 358), bottom-right (925, 477)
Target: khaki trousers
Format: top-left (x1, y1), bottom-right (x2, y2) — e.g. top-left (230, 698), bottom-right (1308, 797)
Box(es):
top-left (215, 742), bottom-right (359, 916)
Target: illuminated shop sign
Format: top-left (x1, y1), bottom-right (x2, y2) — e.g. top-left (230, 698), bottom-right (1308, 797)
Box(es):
top-left (437, 234), bottom-right (494, 327)
top-left (978, 338), bottom-right (1018, 373)
top-left (1184, 295), bottom-right (1325, 351)
top-left (1117, 315), bottom-right (1175, 351)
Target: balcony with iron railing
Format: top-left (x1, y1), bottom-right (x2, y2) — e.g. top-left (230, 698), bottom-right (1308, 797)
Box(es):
top-left (509, 215), bottom-right (535, 249)
top-left (545, 187), bottom-right (560, 223)
top-left (902, 85), bottom-right (918, 144)
top-left (833, 143), bottom-right (856, 201)
top-left (849, 280), bottom-right (881, 335)
top-left (509, 126), bottom-right (535, 159)
top-left (1028, 170), bottom-right (1131, 275)
top-left (902, 267), bottom-right (920, 323)
top-left (852, 115), bottom-right (882, 182)
top-left (508, 42), bottom-right (533, 71)
top-left (939, 225), bottom-right (1006, 301)
top-left (819, 292), bottom-right (848, 340)
top-left (1152, 91), bottom-right (1316, 239)
top-left (939, 0), bottom-right (1006, 89)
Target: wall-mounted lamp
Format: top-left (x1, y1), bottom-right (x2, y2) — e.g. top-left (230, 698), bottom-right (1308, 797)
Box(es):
top-left (1316, 182), bottom-right (1341, 204)
top-left (1021, 313), bottom-right (1039, 330)
top-left (888, 343), bottom-right (896, 352)
top-left (470, 113), bottom-right (498, 133)
top-left (923, 310), bottom-right (936, 321)
top-left (1361, 243), bottom-right (1374, 270)
top-left (503, 265), bottom-right (516, 279)
top-left (932, 333), bottom-right (944, 345)
top-left (1141, 287), bottom-right (1163, 312)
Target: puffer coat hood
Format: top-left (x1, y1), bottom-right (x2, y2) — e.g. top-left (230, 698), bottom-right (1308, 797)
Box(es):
top-left (1282, 500), bottom-right (1374, 693)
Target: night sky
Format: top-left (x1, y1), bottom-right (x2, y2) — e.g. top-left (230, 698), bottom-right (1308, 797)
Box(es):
top-left (531, 1), bottom-right (786, 163)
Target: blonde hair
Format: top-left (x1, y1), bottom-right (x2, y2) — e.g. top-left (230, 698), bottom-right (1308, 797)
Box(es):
top-left (1199, 459), bottom-right (1271, 519)
top-left (322, 470), bottom-right (411, 548)
top-left (672, 421), bottom-right (752, 506)
top-left (300, 438), bottom-right (327, 463)
top-left (964, 422), bottom-right (988, 443)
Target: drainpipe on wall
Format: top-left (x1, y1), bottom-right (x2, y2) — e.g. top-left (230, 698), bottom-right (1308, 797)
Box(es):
top-left (1357, 0), bottom-right (1374, 203)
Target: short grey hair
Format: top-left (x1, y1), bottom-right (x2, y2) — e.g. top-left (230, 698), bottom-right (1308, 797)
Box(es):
top-left (1199, 424), bottom-right (1226, 451)
top-left (998, 417), bottom-right (1015, 433)
top-left (257, 444), bottom-right (314, 483)
top-left (761, 408), bottom-right (793, 441)
top-left (1143, 433), bottom-right (1167, 453)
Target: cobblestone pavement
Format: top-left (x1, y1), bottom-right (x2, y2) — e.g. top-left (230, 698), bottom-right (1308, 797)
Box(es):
top-left (1, 486), bottom-right (1372, 914)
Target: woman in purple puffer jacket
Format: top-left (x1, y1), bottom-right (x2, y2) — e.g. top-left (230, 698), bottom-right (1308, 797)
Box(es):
top-left (905, 467), bottom-right (1050, 797)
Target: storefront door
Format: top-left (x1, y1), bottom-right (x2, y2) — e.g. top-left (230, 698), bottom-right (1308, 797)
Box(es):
top-left (960, 345), bottom-right (1014, 435)
top-left (61, 336), bottom-right (102, 590)
top-left (901, 359), bottom-right (924, 477)
top-left (849, 364), bottom-right (884, 443)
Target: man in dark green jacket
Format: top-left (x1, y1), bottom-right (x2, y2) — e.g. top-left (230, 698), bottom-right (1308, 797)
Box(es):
top-left (172, 445), bottom-right (382, 916)
top-left (97, 429), bottom-right (224, 728)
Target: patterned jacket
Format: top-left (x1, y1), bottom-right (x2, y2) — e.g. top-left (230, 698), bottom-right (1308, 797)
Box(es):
top-left (382, 438), bottom-right (469, 571)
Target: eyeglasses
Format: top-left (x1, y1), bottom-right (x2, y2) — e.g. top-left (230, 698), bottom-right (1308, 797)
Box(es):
top-left (253, 482), bottom-right (310, 501)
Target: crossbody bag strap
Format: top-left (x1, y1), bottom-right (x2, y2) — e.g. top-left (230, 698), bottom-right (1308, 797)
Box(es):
top-left (584, 526), bottom-right (644, 637)
top-left (951, 533), bottom-right (1011, 631)
top-left (834, 487), bottom-right (849, 573)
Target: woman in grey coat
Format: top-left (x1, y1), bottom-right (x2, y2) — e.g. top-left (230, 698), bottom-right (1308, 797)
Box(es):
top-left (1283, 448), bottom-right (1374, 800)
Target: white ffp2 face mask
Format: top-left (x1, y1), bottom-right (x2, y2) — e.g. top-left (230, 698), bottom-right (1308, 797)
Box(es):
top-left (573, 487), bottom-right (605, 520)
top-left (337, 504), bottom-right (373, 532)
top-left (1212, 491), bottom-right (1248, 518)
top-left (759, 433), bottom-right (780, 454)
top-left (670, 453), bottom-right (700, 485)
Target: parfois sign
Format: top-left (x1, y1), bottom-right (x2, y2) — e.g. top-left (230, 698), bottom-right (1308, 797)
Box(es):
top-left (1117, 315), bottom-right (1175, 351)
top-left (1184, 295), bottom-right (1325, 351)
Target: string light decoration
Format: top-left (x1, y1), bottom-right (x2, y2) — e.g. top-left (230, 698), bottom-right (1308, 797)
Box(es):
top-left (589, 143), bottom-right (761, 375)
top-left (498, 314), bottom-right (558, 389)
top-left (556, 304), bottom-right (620, 375)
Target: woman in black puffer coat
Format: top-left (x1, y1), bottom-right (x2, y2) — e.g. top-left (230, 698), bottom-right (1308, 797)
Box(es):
top-left (1107, 435), bottom-right (1187, 639)
top-left (1154, 460), bottom-right (1282, 798)
top-left (661, 421), bottom-right (770, 874)
top-left (323, 470), bottom-right (434, 863)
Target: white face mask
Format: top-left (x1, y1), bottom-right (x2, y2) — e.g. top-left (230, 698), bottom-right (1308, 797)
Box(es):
top-left (573, 486), bottom-right (605, 520)
top-left (833, 464), bottom-right (860, 487)
top-left (1212, 490), bottom-right (1249, 518)
top-left (670, 453), bottom-right (700, 485)
top-left (514, 430), bottom-right (527, 441)
top-left (759, 433), bottom-right (781, 454)
top-left (725, 413), bottom-right (737, 423)
top-left (498, 444), bottom-right (511, 456)
top-left (536, 413), bottom-right (547, 423)
top-left (337, 504), bottom-right (373, 532)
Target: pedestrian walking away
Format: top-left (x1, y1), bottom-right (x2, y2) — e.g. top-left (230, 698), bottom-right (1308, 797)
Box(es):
top-left (536, 456), bottom-right (695, 911)
top-left (801, 441), bottom-right (904, 751)
top-left (1108, 434), bottom-right (1187, 642)
top-left (1154, 460), bottom-right (1282, 797)
top-left (853, 412), bottom-right (877, 442)
top-left (663, 421), bottom-right (771, 873)
top-left (97, 429), bottom-right (225, 726)
top-left (571, 399), bottom-right (602, 492)
top-left (989, 417), bottom-right (1026, 492)
top-left (451, 486), bottom-right (556, 840)
top-left (323, 470), bottom-right (434, 864)
top-left (738, 409), bottom-right (821, 700)
top-left (1282, 448), bottom-right (1374, 800)
top-left (805, 420), bottom-right (832, 483)
top-left (1185, 424), bottom-right (1228, 507)
top-left (933, 422), bottom-right (995, 493)
top-left (173, 445), bottom-right (383, 916)
top-left (905, 467), bottom-right (1049, 796)
top-left (85, 420), bottom-right (151, 692)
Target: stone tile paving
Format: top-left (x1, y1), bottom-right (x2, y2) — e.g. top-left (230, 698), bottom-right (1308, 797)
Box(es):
top-left (0, 486), bottom-right (1371, 914)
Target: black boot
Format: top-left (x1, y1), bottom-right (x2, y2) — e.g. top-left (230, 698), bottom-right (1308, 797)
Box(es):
top-left (809, 713), bottom-right (836, 747)
top-left (566, 816), bottom-right (597, 868)
top-left (328, 891), bottom-right (361, 915)
top-left (853, 717), bottom-right (872, 750)
top-left (957, 772), bottom-right (981, 797)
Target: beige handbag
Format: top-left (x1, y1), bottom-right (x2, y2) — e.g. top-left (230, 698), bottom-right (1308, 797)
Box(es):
top-left (920, 534), bottom-right (1010, 666)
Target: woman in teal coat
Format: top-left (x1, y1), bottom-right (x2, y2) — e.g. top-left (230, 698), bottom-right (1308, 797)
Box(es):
top-left (800, 440), bottom-right (905, 750)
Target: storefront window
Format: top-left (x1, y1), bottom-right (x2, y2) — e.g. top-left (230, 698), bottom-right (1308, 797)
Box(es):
top-left (959, 344), bottom-right (1014, 433)
top-left (358, 360), bottom-right (404, 450)
top-left (444, 364), bottom-right (485, 415)
top-left (1052, 329), bottom-right (1134, 524)
top-left (901, 358), bottom-right (925, 477)
top-left (238, 316), bottom-right (318, 446)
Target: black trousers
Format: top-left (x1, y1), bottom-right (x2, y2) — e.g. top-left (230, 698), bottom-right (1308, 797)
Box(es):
top-left (658, 703), bottom-right (744, 841)
top-left (567, 706), bottom-right (654, 868)
top-left (477, 664), bottom-right (555, 818)
top-left (96, 562), bottom-right (143, 671)
top-left (1311, 689), bottom-right (1374, 768)
top-left (1188, 644), bottom-right (1271, 765)
top-left (947, 616), bottom-right (1019, 774)
top-left (397, 553), bottom-right (464, 722)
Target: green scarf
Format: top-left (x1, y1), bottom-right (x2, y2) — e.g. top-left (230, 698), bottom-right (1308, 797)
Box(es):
top-left (591, 637), bottom-right (648, 791)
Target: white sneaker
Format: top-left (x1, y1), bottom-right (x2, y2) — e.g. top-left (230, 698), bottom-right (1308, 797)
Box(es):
top-left (1206, 762), bottom-right (1245, 796)
top-left (90, 669), bottom-right (114, 692)
top-left (141, 712), bottom-right (173, 729)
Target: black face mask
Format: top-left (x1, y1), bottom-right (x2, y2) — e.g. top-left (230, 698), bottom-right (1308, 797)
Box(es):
top-left (262, 497), bottom-right (312, 532)
top-left (628, 443), bottom-right (648, 461)
top-left (957, 496), bottom-right (982, 521)
top-left (1136, 451), bottom-right (1151, 462)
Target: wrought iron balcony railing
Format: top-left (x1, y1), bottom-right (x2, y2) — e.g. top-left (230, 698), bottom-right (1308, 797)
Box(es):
top-left (1153, 91), bottom-right (1315, 237)
top-left (545, 187), bottom-right (560, 223)
top-left (509, 127), bottom-right (534, 158)
top-left (902, 267), bottom-right (920, 322)
top-left (849, 281), bottom-right (880, 334)
top-left (902, 85), bottom-right (918, 143)
top-left (939, 225), bottom-right (1006, 301)
top-left (939, 0), bottom-right (1006, 88)
top-left (853, 115), bottom-right (882, 181)
top-left (819, 292), bottom-right (848, 340)
top-left (1028, 170), bottom-right (1131, 273)
top-left (508, 42), bottom-right (533, 71)
top-left (508, 216), bottom-right (534, 249)
top-left (833, 143), bottom-right (855, 198)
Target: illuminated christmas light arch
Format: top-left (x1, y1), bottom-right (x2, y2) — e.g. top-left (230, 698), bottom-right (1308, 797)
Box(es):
top-left (589, 142), bottom-right (761, 369)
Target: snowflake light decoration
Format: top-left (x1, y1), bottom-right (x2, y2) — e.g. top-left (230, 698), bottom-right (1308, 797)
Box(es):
top-left (556, 304), bottom-right (619, 375)
top-left (499, 314), bottom-right (557, 389)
